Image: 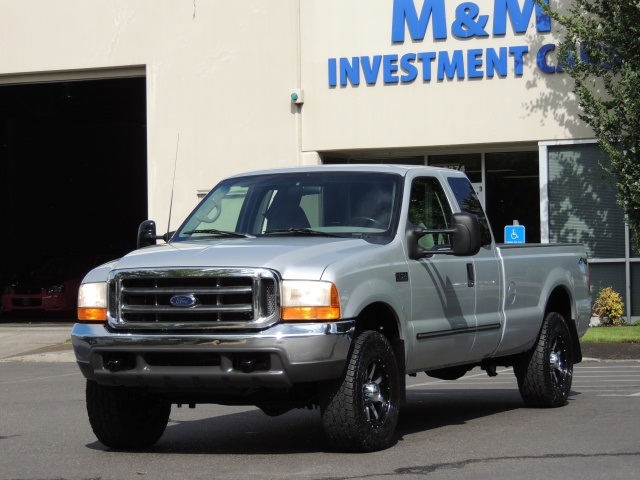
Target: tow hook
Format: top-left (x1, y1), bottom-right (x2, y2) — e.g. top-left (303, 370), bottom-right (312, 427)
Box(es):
top-left (105, 359), bottom-right (126, 372)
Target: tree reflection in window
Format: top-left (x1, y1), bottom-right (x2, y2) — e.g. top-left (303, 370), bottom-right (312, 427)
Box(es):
top-left (447, 177), bottom-right (493, 247)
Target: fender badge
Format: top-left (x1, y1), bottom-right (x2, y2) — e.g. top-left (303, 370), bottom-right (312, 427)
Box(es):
top-left (170, 294), bottom-right (198, 308)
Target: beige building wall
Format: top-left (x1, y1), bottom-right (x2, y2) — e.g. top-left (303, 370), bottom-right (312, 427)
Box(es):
top-left (0, 0), bottom-right (302, 230)
top-left (0, 0), bottom-right (596, 230)
top-left (299, 0), bottom-right (594, 152)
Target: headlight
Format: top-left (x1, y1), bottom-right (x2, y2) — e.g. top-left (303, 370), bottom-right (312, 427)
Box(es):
top-left (77, 282), bottom-right (108, 322)
top-left (281, 280), bottom-right (341, 321)
top-left (46, 284), bottom-right (65, 294)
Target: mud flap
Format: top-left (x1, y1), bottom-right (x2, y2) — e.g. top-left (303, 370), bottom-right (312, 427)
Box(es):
top-left (392, 338), bottom-right (406, 407)
top-left (568, 319), bottom-right (583, 364)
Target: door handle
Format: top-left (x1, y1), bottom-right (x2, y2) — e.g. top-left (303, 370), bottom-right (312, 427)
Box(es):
top-left (467, 263), bottom-right (475, 287)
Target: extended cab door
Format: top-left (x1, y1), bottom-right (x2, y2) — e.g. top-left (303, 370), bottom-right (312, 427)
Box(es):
top-left (405, 176), bottom-right (478, 371)
top-left (446, 176), bottom-right (502, 359)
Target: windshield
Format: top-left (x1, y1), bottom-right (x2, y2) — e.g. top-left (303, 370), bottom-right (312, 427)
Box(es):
top-left (173, 171), bottom-right (402, 241)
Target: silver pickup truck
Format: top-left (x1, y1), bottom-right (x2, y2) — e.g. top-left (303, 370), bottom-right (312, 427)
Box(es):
top-left (72, 165), bottom-right (591, 452)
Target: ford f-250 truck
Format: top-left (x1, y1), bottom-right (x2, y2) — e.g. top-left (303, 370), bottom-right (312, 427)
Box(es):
top-left (72, 165), bottom-right (591, 452)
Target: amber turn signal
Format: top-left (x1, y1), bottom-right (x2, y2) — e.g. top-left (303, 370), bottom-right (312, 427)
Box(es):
top-left (78, 307), bottom-right (108, 322)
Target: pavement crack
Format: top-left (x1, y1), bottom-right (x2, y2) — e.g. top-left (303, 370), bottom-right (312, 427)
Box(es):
top-left (315, 451), bottom-right (640, 480)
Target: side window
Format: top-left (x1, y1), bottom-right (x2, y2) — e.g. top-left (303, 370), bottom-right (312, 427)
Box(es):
top-left (409, 177), bottom-right (453, 249)
top-left (185, 186), bottom-right (248, 233)
top-left (447, 177), bottom-right (493, 246)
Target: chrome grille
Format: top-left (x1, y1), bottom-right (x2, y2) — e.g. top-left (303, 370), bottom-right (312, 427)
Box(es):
top-left (107, 268), bottom-right (279, 330)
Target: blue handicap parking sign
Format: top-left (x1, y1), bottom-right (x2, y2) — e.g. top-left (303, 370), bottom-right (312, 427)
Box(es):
top-left (504, 225), bottom-right (526, 244)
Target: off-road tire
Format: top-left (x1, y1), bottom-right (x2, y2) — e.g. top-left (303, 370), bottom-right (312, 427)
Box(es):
top-left (515, 312), bottom-right (574, 408)
top-left (320, 330), bottom-right (400, 452)
top-left (86, 380), bottom-right (171, 449)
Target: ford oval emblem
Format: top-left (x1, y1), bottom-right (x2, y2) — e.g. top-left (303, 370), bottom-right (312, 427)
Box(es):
top-left (170, 294), bottom-right (198, 308)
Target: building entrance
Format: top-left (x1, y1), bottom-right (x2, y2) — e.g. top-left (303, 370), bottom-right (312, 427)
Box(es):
top-left (0, 76), bottom-right (148, 311)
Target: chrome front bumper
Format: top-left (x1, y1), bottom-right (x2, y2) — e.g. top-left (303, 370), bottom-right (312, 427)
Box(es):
top-left (71, 320), bottom-right (355, 389)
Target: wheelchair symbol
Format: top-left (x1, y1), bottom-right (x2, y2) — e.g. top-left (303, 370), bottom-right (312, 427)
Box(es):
top-left (504, 225), bottom-right (525, 244)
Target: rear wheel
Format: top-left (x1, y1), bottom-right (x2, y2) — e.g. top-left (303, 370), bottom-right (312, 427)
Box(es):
top-left (86, 380), bottom-right (171, 449)
top-left (515, 312), bottom-right (573, 407)
top-left (320, 330), bottom-right (400, 452)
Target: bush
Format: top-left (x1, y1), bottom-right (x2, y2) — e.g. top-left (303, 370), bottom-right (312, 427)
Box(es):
top-left (592, 287), bottom-right (625, 326)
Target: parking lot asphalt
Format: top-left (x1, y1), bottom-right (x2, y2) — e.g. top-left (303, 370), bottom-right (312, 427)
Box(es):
top-left (0, 320), bottom-right (639, 363)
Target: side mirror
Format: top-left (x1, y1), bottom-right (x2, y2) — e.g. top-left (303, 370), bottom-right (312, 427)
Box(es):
top-left (137, 220), bottom-right (158, 249)
top-left (407, 213), bottom-right (481, 260)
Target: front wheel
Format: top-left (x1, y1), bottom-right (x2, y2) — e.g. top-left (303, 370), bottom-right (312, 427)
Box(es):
top-left (320, 330), bottom-right (400, 452)
top-left (515, 312), bottom-right (574, 408)
top-left (86, 380), bottom-right (171, 449)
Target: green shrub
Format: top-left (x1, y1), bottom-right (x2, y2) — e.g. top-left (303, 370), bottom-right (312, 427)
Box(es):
top-left (593, 287), bottom-right (625, 326)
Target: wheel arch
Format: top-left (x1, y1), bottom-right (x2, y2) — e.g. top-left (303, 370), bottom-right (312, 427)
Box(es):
top-left (354, 301), bottom-right (406, 404)
top-left (355, 301), bottom-right (401, 341)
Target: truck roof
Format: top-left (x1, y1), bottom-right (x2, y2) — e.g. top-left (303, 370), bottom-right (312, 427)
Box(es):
top-left (228, 164), bottom-right (465, 178)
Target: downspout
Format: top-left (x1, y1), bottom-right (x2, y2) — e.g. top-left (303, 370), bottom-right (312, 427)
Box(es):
top-left (293, 0), bottom-right (303, 165)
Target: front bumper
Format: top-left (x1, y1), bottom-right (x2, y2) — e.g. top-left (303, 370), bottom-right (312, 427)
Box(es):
top-left (71, 320), bottom-right (355, 389)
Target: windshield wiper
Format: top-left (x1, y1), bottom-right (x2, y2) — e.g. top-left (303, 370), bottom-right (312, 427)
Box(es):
top-left (264, 228), bottom-right (340, 237)
top-left (182, 229), bottom-right (252, 238)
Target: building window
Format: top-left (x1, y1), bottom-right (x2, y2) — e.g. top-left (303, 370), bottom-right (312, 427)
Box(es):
top-left (322, 155), bottom-right (424, 165)
top-left (547, 142), bottom-right (635, 319)
top-left (548, 144), bottom-right (625, 258)
top-left (428, 154), bottom-right (481, 182)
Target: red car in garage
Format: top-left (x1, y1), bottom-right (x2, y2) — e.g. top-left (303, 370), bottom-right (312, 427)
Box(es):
top-left (1, 255), bottom-right (113, 315)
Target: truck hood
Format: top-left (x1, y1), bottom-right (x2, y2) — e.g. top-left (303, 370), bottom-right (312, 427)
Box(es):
top-left (106, 237), bottom-right (384, 280)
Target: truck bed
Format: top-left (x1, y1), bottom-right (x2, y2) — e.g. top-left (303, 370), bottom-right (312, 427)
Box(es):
top-left (494, 243), bottom-right (591, 357)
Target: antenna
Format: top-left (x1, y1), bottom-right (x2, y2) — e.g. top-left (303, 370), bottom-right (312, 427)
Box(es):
top-left (167, 134), bottom-right (180, 237)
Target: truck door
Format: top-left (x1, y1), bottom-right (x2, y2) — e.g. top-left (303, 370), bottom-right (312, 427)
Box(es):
top-left (405, 176), bottom-right (478, 371)
top-left (446, 177), bottom-right (503, 358)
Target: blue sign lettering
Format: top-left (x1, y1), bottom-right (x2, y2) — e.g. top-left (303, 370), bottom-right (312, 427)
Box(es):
top-left (328, 0), bottom-right (559, 87)
top-left (328, 58), bottom-right (337, 87)
top-left (340, 57), bottom-right (359, 86)
top-left (417, 52), bottom-right (436, 81)
top-left (452, 3), bottom-right (489, 38)
top-left (492, 0), bottom-right (551, 35)
top-left (537, 43), bottom-right (557, 73)
top-left (391, 0), bottom-right (447, 42)
top-left (467, 49), bottom-right (484, 78)
top-left (328, 46), bottom-right (530, 86)
top-left (437, 50), bottom-right (465, 80)
top-left (509, 45), bottom-right (528, 75)
top-left (384, 55), bottom-right (400, 83)
top-left (392, 0), bottom-right (551, 42)
top-left (362, 56), bottom-right (382, 84)
top-left (486, 47), bottom-right (507, 77)
top-left (401, 53), bottom-right (418, 82)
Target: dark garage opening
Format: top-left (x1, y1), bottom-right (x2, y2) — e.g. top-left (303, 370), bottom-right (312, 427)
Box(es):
top-left (0, 76), bottom-right (147, 318)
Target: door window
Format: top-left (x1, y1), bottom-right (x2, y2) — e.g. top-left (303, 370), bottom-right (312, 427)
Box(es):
top-left (447, 177), bottom-right (494, 247)
top-left (409, 177), bottom-right (452, 249)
